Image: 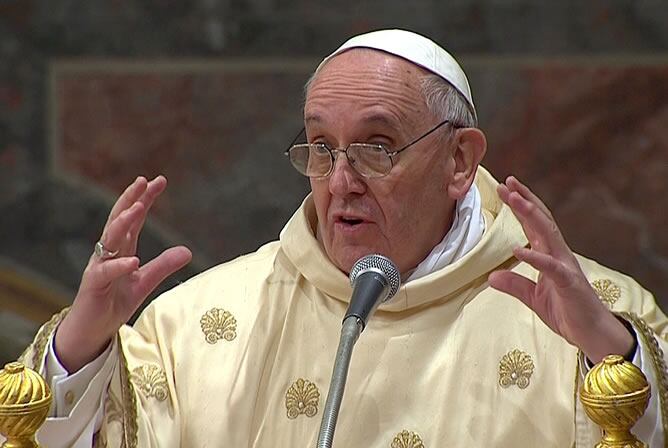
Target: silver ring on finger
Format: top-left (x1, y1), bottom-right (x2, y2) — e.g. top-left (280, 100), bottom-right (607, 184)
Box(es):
top-left (94, 241), bottom-right (120, 260)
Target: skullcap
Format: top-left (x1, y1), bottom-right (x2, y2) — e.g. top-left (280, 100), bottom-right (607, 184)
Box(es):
top-left (317, 29), bottom-right (476, 121)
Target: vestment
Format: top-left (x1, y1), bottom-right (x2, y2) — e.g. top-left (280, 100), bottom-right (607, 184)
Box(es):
top-left (19, 167), bottom-right (668, 447)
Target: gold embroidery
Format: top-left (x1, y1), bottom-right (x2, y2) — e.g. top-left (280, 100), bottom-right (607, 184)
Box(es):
top-left (572, 351), bottom-right (581, 439)
top-left (591, 279), bottom-right (621, 307)
top-left (130, 364), bottom-right (169, 402)
top-left (616, 312), bottom-right (668, 436)
top-left (285, 378), bottom-right (320, 419)
top-left (391, 430), bottom-right (425, 448)
top-left (94, 387), bottom-right (123, 448)
top-left (118, 334), bottom-right (139, 448)
top-left (499, 349), bottom-right (534, 389)
top-left (18, 307), bottom-right (70, 370)
top-left (105, 388), bottom-right (124, 424)
top-left (200, 308), bottom-right (237, 344)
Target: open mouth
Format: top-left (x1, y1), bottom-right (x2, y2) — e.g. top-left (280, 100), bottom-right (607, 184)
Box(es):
top-left (339, 217), bottom-right (364, 226)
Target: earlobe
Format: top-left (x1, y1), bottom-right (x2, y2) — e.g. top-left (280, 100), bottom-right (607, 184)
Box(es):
top-left (447, 128), bottom-right (488, 200)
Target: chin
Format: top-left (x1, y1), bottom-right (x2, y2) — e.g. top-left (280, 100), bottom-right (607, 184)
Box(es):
top-left (322, 228), bottom-right (392, 274)
top-left (332, 253), bottom-right (357, 275)
top-left (329, 245), bottom-right (387, 275)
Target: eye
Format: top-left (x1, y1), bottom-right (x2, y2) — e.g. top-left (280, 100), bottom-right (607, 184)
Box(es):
top-left (366, 134), bottom-right (394, 149)
top-left (311, 143), bottom-right (331, 156)
top-left (309, 135), bottom-right (333, 147)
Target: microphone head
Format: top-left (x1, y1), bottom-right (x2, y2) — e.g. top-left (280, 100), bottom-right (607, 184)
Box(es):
top-left (349, 254), bottom-right (401, 302)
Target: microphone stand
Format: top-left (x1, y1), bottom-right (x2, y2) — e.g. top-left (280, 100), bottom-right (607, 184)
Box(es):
top-left (316, 316), bottom-right (363, 448)
top-left (316, 255), bottom-right (399, 448)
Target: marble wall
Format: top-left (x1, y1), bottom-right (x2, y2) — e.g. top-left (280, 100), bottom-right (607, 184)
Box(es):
top-left (1, 0), bottom-right (667, 364)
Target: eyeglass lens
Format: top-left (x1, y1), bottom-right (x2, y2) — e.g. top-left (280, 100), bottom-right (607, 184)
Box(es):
top-left (289, 144), bottom-right (392, 178)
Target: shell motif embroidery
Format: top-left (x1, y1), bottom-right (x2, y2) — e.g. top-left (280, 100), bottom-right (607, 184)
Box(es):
top-left (499, 349), bottom-right (534, 389)
top-left (130, 364), bottom-right (169, 402)
top-left (592, 279), bottom-right (621, 307)
top-left (285, 378), bottom-right (320, 419)
top-left (391, 430), bottom-right (425, 448)
top-left (200, 307), bottom-right (237, 344)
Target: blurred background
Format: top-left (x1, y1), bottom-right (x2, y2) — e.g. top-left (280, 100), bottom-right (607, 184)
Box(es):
top-left (1, 0), bottom-right (667, 364)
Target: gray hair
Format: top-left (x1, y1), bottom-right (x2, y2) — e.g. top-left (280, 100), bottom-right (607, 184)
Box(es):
top-left (302, 70), bottom-right (478, 128)
top-left (420, 73), bottom-right (477, 128)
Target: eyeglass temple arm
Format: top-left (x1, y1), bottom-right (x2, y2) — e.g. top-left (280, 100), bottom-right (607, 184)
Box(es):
top-left (284, 127), bottom-right (306, 154)
top-left (389, 120), bottom-right (455, 156)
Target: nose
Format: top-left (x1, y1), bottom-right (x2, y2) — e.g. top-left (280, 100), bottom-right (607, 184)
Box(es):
top-left (328, 152), bottom-right (366, 196)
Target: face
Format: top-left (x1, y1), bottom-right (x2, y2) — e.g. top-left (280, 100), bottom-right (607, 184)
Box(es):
top-left (305, 49), bottom-right (460, 275)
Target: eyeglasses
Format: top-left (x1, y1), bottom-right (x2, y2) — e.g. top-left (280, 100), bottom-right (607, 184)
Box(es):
top-left (284, 120), bottom-right (457, 178)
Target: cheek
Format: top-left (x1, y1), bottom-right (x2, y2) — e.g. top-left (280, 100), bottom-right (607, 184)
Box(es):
top-left (368, 181), bottom-right (415, 236)
top-left (310, 178), bottom-right (330, 223)
top-left (375, 162), bottom-right (450, 232)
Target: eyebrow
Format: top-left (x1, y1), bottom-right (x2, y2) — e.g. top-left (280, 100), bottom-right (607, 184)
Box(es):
top-left (304, 113), bottom-right (400, 129)
top-left (360, 113), bottom-right (400, 129)
top-left (304, 114), bottom-right (321, 124)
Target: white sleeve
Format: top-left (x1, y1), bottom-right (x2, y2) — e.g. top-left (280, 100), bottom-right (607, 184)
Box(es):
top-left (579, 335), bottom-right (664, 447)
top-left (35, 335), bottom-right (118, 448)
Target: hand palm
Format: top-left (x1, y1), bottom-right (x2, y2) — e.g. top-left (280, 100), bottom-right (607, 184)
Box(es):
top-left (55, 176), bottom-right (192, 373)
top-left (488, 176), bottom-right (633, 363)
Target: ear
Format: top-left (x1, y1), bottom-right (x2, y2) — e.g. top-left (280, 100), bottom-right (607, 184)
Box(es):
top-left (447, 127), bottom-right (487, 200)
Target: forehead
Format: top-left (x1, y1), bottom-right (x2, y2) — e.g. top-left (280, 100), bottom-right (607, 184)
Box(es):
top-left (305, 49), bottom-right (428, 127)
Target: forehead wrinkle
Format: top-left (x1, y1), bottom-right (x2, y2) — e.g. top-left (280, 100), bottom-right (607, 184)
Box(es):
top-left (306, 54), bottom-right (427, 126)
top-left (309, 77), bottom-right (422, 113)
top-left (306, 101), bottom-right (408, 135)
top-left (305, 109), bottom-right (399, 127)
top-left (306, 90), bottom-right (420, 128)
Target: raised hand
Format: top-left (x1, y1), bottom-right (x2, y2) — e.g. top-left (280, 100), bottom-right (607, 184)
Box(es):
top-left (55, 176), bottom-right (192, 373)
top-left (488, 176), bottom-right (634, 363)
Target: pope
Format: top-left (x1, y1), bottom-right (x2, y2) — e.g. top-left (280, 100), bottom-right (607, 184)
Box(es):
top-left (13, 29), bottom-right (668, 447)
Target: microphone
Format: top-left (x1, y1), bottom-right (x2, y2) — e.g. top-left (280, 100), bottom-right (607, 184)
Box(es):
top-left (345, 254), bottom-right (401, 329)
top-left (317, 254), bottom-right (401, 448)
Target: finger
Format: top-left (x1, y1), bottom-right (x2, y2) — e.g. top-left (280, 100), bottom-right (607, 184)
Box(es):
top-left (131, 246), bottom-right (192, 299)
top-left (488, 270), bottom-right (537, 309)
top-left (506, 190), bottom-right (570, 257)
top-left (496, 182), bottom-right (511, 204)
top-left (126, 176), bottom-right (167, 253)
top-left (512, 247), bottom-right (573, 288)
top-left (106, 176), bottom-right (148, 227)
top-left (497, 177), bottom-right (558, 245)
top-left (100, 202), bottom-right (146, 256)
top-left (505, 176), bottom-right (552, 218)
top-left (136, 175), bottom-right (167, 212)
top-left (86, 256), bottom-right (140, 289)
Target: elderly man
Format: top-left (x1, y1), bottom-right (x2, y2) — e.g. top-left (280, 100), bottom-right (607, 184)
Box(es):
top-left (15, 29), bottom-right (668, 447)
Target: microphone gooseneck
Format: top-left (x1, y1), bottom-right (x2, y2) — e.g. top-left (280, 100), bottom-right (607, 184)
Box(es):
top-left (316, 254), bottom-right (401, 448)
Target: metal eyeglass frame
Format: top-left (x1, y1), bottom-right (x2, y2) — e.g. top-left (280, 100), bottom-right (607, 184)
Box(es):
top-left (284, 119), bottom-right (459, 178)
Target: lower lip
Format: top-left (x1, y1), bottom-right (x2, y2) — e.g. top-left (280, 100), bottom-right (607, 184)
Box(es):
top-left (333, 221), bottom-right (372, 235)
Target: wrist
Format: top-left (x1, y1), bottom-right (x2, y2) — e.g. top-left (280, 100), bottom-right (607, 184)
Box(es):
top-left (582, 312), bottom-right (636, 364)
top-left (54, 313), bottom-right (112, 374)
top-left (614, 315), bottom-right (638, 362)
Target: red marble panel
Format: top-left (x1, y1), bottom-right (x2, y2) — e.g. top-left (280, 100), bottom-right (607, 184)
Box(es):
top-left (479, 65), bottom-right (668, 307)
top-left (53, 67), bottom-right (311, 264)
top-left (53, 62), bottom-right (668, 309)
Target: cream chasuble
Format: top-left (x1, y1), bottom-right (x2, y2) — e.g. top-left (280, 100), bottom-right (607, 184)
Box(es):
top-left (18, 167), bottom-right (668, 447)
